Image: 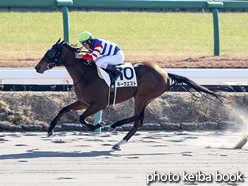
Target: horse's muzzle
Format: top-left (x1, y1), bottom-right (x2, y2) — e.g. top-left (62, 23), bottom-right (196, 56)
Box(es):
top-left (35, 65), bottom-right (44, 74)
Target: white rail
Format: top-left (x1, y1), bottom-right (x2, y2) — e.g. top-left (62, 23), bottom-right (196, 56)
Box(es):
top-left (0, 68), bottom-right (247, 85)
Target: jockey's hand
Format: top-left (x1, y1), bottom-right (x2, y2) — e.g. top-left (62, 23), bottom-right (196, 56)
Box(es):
top-left (75, 52), bottom-right (83, 59)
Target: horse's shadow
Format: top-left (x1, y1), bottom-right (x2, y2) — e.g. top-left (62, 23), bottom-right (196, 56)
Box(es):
top-left (0, 150), bottom-right (177, 160)
top-left (0, 150), bottom-right (113, 160)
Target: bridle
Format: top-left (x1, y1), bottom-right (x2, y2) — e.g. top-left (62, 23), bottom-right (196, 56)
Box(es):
top-left (41, 39), bottom-right (94, 86)
top-left (41, 42), bottom-right (64, 71)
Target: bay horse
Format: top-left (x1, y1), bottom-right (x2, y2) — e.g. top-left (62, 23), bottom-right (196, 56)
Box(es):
top-left (35, 39), bottom-right (223, 149)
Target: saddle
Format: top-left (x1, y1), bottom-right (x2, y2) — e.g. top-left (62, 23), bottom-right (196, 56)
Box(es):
top-left (97, 63), bottom-right (137, 106)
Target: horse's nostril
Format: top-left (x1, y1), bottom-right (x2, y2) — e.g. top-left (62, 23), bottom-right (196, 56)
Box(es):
top-left (35, 66), bottom-right (40, 71)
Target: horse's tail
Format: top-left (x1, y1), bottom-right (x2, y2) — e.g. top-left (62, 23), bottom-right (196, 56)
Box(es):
top-left (168, 73), bottom-right (223, 102)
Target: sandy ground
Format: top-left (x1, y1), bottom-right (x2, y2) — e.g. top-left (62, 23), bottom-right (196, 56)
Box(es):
top-left (0, 53), bottom-right (248, 68)
top-left (0, 130), bottom-right (247, 186)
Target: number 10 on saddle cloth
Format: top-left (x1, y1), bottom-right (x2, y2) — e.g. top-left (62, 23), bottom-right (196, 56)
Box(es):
top-left (98, 63), bottom-right (138, 88)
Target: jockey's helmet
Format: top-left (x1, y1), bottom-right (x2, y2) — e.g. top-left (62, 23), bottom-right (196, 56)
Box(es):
top-left (78, 31), bottom-right (94, 43)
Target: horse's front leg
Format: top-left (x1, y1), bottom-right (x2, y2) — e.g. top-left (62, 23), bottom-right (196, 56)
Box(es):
top-left (79, 102), bottom-right (106, 131)
top-left (47, 100), bottom-right (87, 137)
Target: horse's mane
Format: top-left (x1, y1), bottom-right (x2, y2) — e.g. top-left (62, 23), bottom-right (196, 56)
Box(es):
top-left (63, 42), bottom-right (95, 67)
top-left (63, 42), bottom-right (80, 53)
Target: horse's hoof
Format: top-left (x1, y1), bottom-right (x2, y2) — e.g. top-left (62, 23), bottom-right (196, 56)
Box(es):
top-left (112, 144), bottom-right (120, 149)
top-left (47, 131), bottom-right (53, 137)
top-left (108, 127), bottom-right (115, 132)
top-left (97, 121), bottom-right (106, 127)
top-left (234, 136), bottom-right (248, 149)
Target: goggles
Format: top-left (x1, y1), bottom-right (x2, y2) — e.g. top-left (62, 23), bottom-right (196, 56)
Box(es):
top-left (81, 41), bottom-right (88, 47)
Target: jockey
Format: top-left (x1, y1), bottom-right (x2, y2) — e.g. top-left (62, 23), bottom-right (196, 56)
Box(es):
top-left (75, 31), bottom-right (124, 82)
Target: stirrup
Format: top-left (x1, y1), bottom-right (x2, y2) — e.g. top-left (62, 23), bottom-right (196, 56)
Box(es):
top-left (112, 71), bottom-right (122, 82)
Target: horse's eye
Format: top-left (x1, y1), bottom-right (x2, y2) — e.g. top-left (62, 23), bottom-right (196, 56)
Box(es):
top-left (49, 49), bottom-right (56, 58)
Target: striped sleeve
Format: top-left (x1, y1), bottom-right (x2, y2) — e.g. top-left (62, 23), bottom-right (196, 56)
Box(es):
top-left (82, 43), bottom-right (103, 61)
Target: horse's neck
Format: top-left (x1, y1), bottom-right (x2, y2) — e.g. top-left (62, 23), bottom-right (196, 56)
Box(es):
top-left (62, 50), bottom-right (92, 83)
top-left (65, 61), bottom-right (87, 81)
top-left (62, 45), bottom-right (97, 84)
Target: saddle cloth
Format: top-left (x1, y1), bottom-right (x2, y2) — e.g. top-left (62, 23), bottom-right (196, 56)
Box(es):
top-left (97, 63), bottom-right (138, 88)
top-left (97, 63), bottom-right (138, 106)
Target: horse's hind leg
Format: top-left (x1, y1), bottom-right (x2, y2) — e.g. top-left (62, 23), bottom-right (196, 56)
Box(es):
top-left (112, 83), bottom-right (166, 148)
top-left (112, 111), bottom-right (144, 149)
top-left (112, 107), bottom-right (145, 149)
top-left (47, 100), bottom-right (87, 137)
top-left (108, 115), bottom-right (140, 132)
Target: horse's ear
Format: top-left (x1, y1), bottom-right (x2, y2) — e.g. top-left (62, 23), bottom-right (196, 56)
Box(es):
top-left (59, 40), bottom-right (65, 48)
top-left (56, 38), bottom-right (61, 44)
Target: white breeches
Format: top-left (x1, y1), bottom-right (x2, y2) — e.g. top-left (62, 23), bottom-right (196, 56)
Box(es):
top-left (95, 50), bottom-right (124, 69)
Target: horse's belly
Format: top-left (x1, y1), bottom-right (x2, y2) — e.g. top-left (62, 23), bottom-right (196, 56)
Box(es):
top-left (115, 87), bottom-right (137, 104)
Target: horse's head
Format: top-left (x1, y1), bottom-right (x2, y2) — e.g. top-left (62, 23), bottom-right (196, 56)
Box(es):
top-left (35, 39), bottom-right (64, 74)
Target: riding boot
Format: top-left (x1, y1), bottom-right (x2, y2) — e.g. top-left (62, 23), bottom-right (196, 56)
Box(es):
top-left (106, 64), bottom-right (122, 82)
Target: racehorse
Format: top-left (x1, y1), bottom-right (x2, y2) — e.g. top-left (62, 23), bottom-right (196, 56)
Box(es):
top-left (35, 39), bottom-right (223, 149)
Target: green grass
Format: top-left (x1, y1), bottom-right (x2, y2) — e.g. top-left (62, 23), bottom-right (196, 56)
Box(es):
top-left (0, 10), bottom-right (248, 56)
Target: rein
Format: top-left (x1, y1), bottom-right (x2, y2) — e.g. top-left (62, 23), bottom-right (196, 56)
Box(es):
top-left (59, 51), bottom-right (93, 86)
top-left (73, 62), bottom-right (90, 86)
top-left (62, 56), bottom-right (93, 87)
top-left (63, 57), bottom-right (92, 87)
top-left (42, 42), bottom-right (93, 87)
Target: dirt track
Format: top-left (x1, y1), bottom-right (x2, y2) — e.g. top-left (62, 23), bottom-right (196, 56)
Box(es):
top-left (0, 131), bottom-right (247, 186)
